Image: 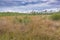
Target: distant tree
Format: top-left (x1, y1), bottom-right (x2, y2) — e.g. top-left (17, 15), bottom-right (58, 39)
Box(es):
top-left (44, 10), bottom-right (47, 13)
top-left (31, 10), bottom-right (35, 14)
top-left (50, 10), bottom-right (52, 12)
top-left (59, 10), bottom-right (60, 12)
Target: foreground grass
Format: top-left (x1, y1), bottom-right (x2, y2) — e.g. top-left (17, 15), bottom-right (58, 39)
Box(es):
top-left (0, 12), bottom-right (60, 40)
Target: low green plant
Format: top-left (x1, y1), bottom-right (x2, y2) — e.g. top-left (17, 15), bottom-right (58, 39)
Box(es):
top-left (15, 16), bottom-right (31, 25)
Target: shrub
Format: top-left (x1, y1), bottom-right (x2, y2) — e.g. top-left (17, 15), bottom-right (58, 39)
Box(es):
top-left (50, 14), bottom-right (60, 20)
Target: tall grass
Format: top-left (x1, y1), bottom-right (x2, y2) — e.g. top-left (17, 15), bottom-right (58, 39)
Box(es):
top-left (0, 12), bottom-right (60, 40)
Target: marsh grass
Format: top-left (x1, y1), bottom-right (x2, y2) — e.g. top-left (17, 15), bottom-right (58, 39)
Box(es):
top-left (0, 12), bottom-right (60, 40)
top-left (0, 32), bottom-right (59, 40)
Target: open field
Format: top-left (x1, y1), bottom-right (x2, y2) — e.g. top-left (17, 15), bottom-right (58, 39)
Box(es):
top-left (0, 12), bottom-right (60, 40)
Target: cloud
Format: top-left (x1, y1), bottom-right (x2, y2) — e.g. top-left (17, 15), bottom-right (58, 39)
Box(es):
top-left (0, 0), bottom-right (60, 12)
top-left (0, 0), bottom-right (48, 6)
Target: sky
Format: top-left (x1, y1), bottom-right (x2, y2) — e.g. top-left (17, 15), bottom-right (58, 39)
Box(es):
top-left (0, 0), bottom-right (60, 12)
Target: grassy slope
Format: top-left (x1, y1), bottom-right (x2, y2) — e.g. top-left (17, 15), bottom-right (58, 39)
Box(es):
top-left (0, 12), bottom-right (60, 40)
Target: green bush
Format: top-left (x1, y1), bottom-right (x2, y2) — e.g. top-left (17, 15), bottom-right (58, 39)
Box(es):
top-left (50, 14), bottom-right (60, 20)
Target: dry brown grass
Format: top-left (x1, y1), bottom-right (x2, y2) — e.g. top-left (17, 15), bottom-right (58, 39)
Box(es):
top-left (0, 15), bottom-right (60, 40)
